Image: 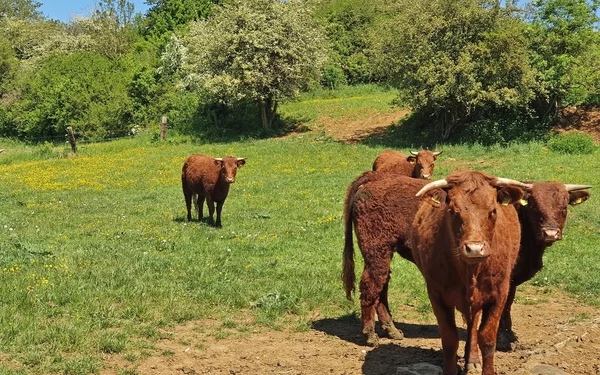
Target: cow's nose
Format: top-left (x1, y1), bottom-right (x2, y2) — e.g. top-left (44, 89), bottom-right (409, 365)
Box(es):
top-left (226, 177), bottom-right (235, 183)
top-left (464, 242), bottom-right (487, 258)
top-left (422, 174), bottom-right (431, 180)
top-left (543, 228), bottom-right (561, 242)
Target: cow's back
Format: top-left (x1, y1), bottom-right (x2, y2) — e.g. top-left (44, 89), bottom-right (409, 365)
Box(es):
top-left (372, 150), bottom-right (413, 176)
top-left (182, 154), bottom-right (219, 195)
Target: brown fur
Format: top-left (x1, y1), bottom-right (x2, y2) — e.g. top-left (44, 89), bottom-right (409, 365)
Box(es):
top-left (497, 182), bottom-right (591, 349)
top-left (411, 171), bottom-right (524, 375)
top-left (372, 149), bottom-right (441, 179)
top-left (181, 154), bottom-right (245, 227)
top-left (342, 171), bottom-right (430, 346)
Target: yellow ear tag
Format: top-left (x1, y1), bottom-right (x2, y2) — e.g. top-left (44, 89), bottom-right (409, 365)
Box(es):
top-left (431, 196), bottom-right (441, 204)
top-left (575, 198), bottom-right (582, 204)
top-left (501, 200), bottom-right (510, 206)
top-left (519, 199), bottom-right (528, 206)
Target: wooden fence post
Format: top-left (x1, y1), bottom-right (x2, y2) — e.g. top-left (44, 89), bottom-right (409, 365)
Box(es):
top-left (66, 126), bottom-right (77, 153)
top-left (160, 116), bottom-right (168, 141)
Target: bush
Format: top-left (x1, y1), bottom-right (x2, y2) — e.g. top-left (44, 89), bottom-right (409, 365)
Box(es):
top-left (547, 132), bottom-right (596, 154)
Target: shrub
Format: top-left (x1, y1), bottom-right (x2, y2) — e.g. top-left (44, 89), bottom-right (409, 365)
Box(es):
top-left (547, 132), bottom-right (596, 154)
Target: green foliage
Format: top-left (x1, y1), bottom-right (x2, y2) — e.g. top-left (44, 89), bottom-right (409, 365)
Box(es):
top-left (547, 131), bottom-right (596, 154)
top-left (373, 0), bottom-right (538, 139)
top-left (9, 52), bottom-right (133, 139)
top-left (528, 0), bottom-right (600, 117)
top-left (143, 0), bottom-right (223, 45)
top-left (183, 0), bottom-right (328, 129)
top-left (0, 0), bottom-right (42, 21)
top-left (315, 0), bottom-right (386, 84)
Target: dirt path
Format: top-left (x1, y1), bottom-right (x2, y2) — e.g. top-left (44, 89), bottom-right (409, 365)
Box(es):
top-left (102, 287), bottom-right (600, 375)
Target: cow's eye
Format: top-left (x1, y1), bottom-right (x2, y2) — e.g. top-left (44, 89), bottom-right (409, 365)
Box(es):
top-left (489, 208), bottom-right (497, 221)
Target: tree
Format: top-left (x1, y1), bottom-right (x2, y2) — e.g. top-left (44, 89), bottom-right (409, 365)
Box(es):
top-left (0, 0), bottom-right (42, 21)
top-left (70, 0), bottom-right (138, 60)
top-left (314, 0), bottom-right (387, 85)
top-left (527, 0), bottom-right (600, 118)
top-left (143, 0), bottom-right (223, 43)
top-left (373, 0), bottom-right (538, 139)
top-left (183, 0), bottom-right (327, 129)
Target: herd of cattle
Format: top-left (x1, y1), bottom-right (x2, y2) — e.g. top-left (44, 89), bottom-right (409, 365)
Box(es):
top-left (180, 150), bottom-right (591, 375)
top-left (343, 149), bottom-right (591, 375)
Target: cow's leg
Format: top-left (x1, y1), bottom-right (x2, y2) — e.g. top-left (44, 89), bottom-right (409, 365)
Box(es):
top-left (429, 295), bottom-right (459, 375)
top-left (359, 248), bottom-right (394, 347)
top-left (376, 272), bottom-right (403, 340)
top-left (206, 196), bottom-right (216, 226)
top-left (478, 299), bottom-right (505, 375)
top-left (497, 283), bottom-right (518, 351)
top-left (464, 310), bottom-right (482, 374)
top-left (183, 189), bottom-right (193, 222)
top-left (196, 195), bottom-right (205, 221)
top-left (215, 200), bottom-right (224, 228)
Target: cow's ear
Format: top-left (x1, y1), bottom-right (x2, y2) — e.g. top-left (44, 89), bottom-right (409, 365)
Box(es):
top-left (569, 190), bottom-right (590, 206)
top-left (407, 156), bottom-right (417, 165)
top-left (497, 186), bottom-right (524, 206)
top-left (236, 158), bottom-right (246, 167)
top-left (423, 190), bottom-right (447, 208)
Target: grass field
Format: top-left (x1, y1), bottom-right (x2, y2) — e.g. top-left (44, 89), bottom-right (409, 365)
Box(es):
top-left (1, 86), bottom-right (599, 374)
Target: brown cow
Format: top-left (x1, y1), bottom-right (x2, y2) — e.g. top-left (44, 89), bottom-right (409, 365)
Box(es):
top-left (342, 171), bottom-right (431, 346)
top-left (497, 181), bottom-right (591, 349)
top-left (372, 149), bottom-right (442, 179)
top-left (181, 154), bottom-right (245, 227)
top-left (411, 171), bottom-right (529, 375)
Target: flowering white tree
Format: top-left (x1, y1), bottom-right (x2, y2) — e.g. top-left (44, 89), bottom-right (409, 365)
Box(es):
top-left (183, 0), bottom-right (327, 129)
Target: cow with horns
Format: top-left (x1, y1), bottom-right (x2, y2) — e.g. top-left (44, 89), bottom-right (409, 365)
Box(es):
top-left (497, 181), bottom-right (591, 349)
top-left (411, 171), bottom-right (530, 375)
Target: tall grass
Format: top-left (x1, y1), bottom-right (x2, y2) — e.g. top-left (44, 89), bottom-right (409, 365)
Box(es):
top-left (0, 87), bottom-right (599, 373)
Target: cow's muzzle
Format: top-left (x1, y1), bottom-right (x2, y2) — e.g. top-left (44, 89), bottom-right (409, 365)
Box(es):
top-left (462, 242), bottom-right (489, 263)
top-left (226, 177), bottom-right (235, 183)
top-left (542, 227), bottom-right (562, 243)
top-left (422, 174), bottom-right (432, 180)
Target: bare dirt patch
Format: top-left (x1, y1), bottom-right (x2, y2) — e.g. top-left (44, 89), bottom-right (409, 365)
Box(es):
top-left (557, 105), bottom-right (600, 143)
top-left (293, 110), bottom-right (410, 143)
top-left (101, 287), bottom-right (600, 375)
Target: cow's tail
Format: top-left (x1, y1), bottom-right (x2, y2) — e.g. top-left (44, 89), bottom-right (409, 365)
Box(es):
top-left (342, 183), bottom-right (357, 301)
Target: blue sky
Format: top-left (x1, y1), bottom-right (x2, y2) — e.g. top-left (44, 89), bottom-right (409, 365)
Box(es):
top-left (39, 0), bottom-right (151, 23)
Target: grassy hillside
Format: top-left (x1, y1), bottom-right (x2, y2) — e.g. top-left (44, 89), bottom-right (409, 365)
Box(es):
top-left (0, 87), bottom-right (599, 374)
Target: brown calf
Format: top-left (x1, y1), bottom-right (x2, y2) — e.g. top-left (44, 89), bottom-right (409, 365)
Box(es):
top-left (372, 149), bottom-right (442, 179)
top-left (411, 171), bottom-right (529, 375)
top-left (497, 182), bottom-right (591, 349)
top-left (342, 171), bottom-right (430, 346)
top-left (181, 154), bottom-right (245, 227)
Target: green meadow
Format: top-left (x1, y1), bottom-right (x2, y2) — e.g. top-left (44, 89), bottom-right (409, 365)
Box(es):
top-left (1, 87), bottom-right (599, 374)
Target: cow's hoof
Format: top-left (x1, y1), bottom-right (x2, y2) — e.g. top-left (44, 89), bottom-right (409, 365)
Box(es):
top-left (365, 332), bottom-right (380, 347)
top-left (463, 362), bottom-right (482, 375)
top-left (382, 324), bottom-right (404, 340)
top-left (496, 330), bottom-right (518, 352)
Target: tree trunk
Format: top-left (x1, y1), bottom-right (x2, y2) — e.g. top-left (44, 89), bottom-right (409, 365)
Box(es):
top-left (260, 101), bottom-right (269, 129)
top-left (260, 97), bottom-right (278, 129)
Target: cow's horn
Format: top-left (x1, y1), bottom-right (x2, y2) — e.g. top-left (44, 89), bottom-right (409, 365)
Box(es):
top-left (214, 157), bottom-right (223, 161)
top-left (410, 151), bottom-right (419, 156)
top-left (237, 157), bottom-right (245, 161)
top-left (416, 179), bottom-right (449, 197)
top-left (494, 178), bottom-right (532, 191)
top-left (564, 184), bottom-right (592, 192)
top-left (433, 150), bottom-right (442, 156)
